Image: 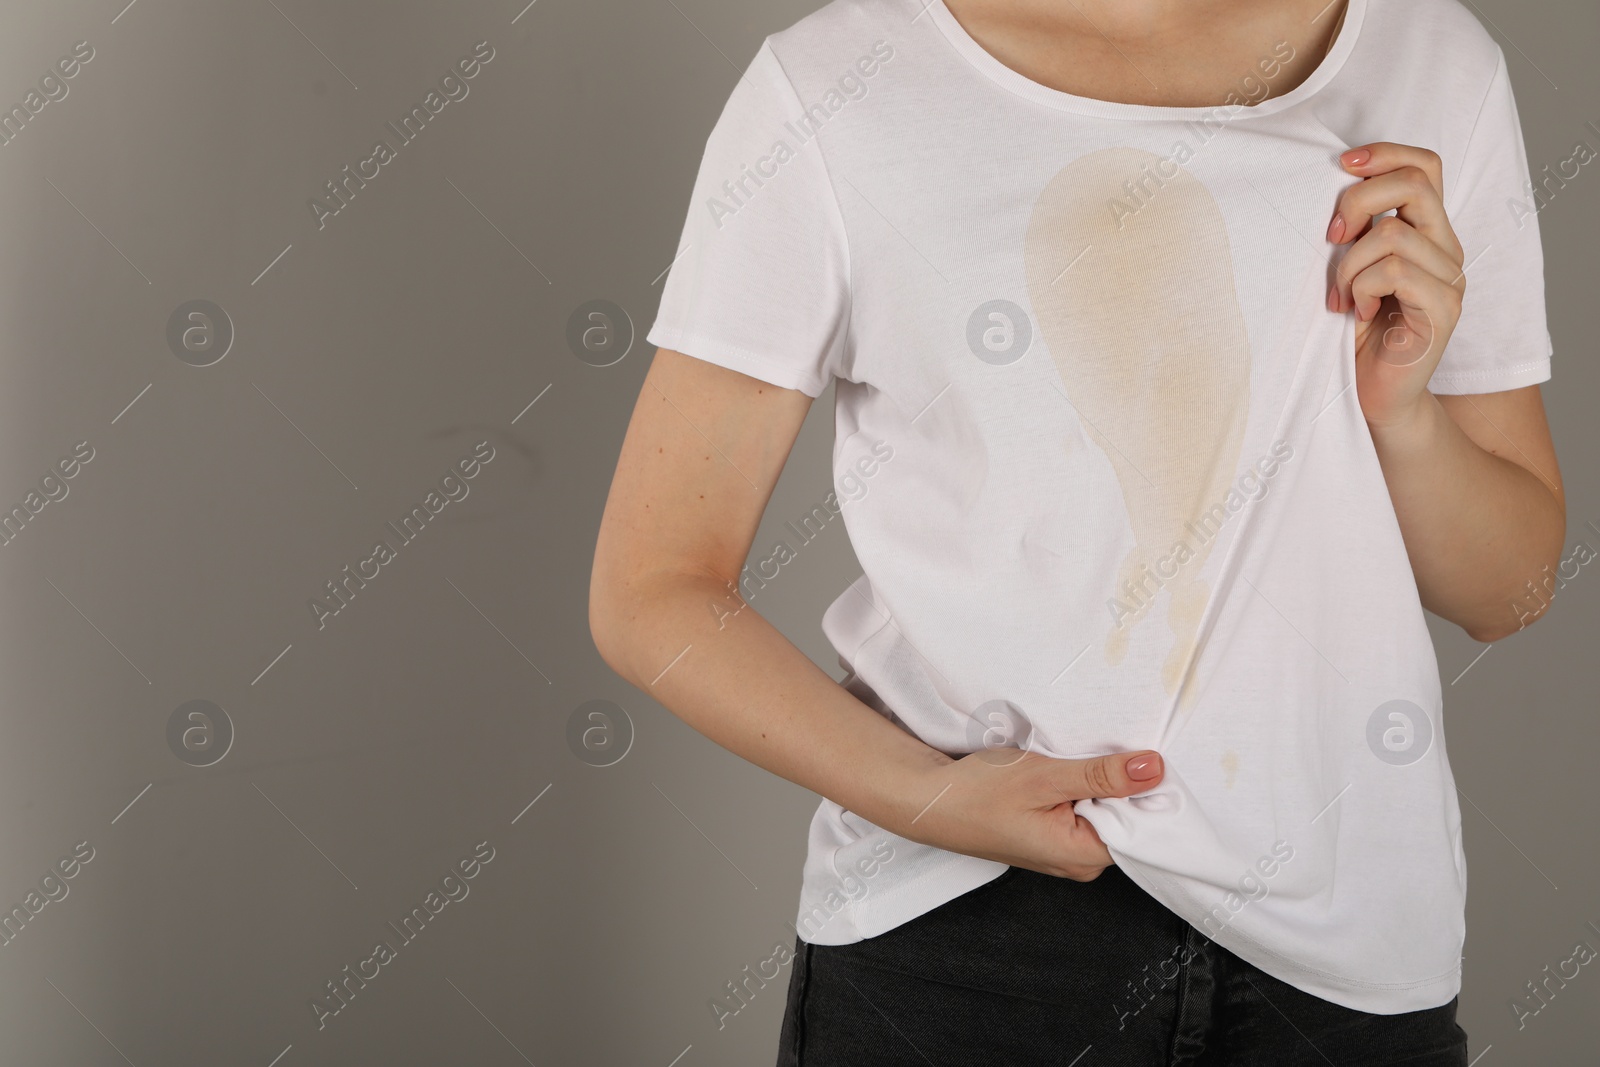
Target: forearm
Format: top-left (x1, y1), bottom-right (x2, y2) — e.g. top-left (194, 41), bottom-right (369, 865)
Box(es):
top-left (1369, 393), bottom-right (1565, 641)
top-left (591, 570), bottom-right (953, 836)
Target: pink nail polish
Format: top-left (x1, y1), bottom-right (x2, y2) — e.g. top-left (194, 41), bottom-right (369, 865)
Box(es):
top-left (1342, 147), bottom-right (1371, 166)
top-left (1327, 213), bottom-right (1345, 243)
top-left (1127, 754), bottom-right (1162, 781)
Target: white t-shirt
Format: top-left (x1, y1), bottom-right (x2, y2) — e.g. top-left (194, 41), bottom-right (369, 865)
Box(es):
top-left (648, 0), bottom-right (1552, 1014)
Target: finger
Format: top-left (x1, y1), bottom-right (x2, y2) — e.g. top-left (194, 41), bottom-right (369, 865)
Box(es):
top-left (1327, 168), bottom-right (1462, 263)
top-left (1050, 750), bottom-right (1164, 800)
top-left (1340, 142), bottom-right (1445, 201)
top-left (1038, 803), bottom-right (1114, 880)
top-left (1328, 214), bottom-right (1465, 314)
top-left (1349, 254), bottom-right (1463, 337)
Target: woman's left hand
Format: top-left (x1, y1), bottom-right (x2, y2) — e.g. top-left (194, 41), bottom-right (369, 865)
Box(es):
top-left (1325, 142), bottom-right (1467, 430)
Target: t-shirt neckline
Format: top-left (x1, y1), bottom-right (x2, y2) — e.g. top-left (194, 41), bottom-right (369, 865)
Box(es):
top-left (923, 0), bottom-right (1368, 121)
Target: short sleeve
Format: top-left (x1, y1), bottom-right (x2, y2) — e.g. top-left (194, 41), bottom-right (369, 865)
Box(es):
top-left (1429, 47), bottom-right (1553, 395)
top-left (647, 40), bottom-right (851, 398)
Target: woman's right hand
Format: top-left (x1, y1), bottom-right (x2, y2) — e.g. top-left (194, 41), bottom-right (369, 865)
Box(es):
top-left (898, 748), bottom-right (1165, 882)
top-left (593, 350), bottom-right (1166, 889)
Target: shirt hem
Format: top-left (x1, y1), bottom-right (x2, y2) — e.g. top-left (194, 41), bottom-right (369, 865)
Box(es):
top-left (1112, 851), bottom-right (1463, 1014)
top-left (646, 322), bottom-right (828, 398)
top-left (795, 848), bottom-right (1464, 1013)
top-left (1428, 354), bottom-right (1551, 394)
top-left (796, 854), bottom-right (1008, 946)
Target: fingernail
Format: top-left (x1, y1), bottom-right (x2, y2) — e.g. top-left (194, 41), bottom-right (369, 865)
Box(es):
top-left (1342, 147), bottom-right (1371, 167)
top-left (1126, 753), bottom-right (1162, 781)
top-left (1327, 284), bottom-right (1339, 312)
top-left (1326, 213), bottom-right (1345, 243)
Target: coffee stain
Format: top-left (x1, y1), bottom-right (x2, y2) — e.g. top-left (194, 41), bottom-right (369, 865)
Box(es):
top-left (1023, 147), bottom-right (1251, 703)
top-left (1221, 748), bottom-right (1239, 789)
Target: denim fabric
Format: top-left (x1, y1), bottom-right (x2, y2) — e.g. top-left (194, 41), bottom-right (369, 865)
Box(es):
top-left (775, 864), bottom-right (1468, 1066)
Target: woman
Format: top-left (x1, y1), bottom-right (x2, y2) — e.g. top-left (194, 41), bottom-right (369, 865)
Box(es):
top-left (590, 0), bottom-right (1565, 1062)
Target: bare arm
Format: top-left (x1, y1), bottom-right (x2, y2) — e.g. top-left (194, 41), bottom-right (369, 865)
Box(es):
top-left (589, 348), bottom-right (1165, 879)
top-left (1325, 141), bottom-right (1566, 643)
top-left (588, 347), bottom-right (954, 836)
top-left (1371, 386), bottom-right (1565, 642)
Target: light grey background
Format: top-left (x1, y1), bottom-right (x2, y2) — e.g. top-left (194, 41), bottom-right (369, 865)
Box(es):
top-left (0, 1), bottom-right (1592, 1064)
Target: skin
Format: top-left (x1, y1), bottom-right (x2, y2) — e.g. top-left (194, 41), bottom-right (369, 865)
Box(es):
top-left (590, 0), bottom-right (1565, 881)
top-left (1330, 142), bottom-right (1565, 641)
top-left (936, 0), bottom-right (1349, 109)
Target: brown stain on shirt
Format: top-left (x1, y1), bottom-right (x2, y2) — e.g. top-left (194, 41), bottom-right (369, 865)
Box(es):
top-left (1024, 147), bottom-right (1252, 703)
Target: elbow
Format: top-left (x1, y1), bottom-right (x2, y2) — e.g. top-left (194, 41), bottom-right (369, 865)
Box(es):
top-left (1463, 619), bottom-right (1520, 644)
top-left (587, 599), bottom-right (618, 673)
top-left (1466, 574), bottom-right (1563, 645)
top-left (1462, 599), bottom-right (1527, 643)
top-left (1460, 596), bottom-right (1539, 644)
top-left (1460, 598), bottom-right (1553, 644)
top-left (587, 563), bottom-right (636, 680)
top-left (1469, 599), bottom-right (1554, 644)
top-left (589, 599), bottom-right (640, 684)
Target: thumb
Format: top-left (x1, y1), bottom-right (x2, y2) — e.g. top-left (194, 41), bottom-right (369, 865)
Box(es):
top-left (1054, 750), bottom-right (1164, 800)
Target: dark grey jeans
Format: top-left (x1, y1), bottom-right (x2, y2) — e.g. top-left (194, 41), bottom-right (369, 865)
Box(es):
top-left (775, 864), bottom-right (1468, 1066)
